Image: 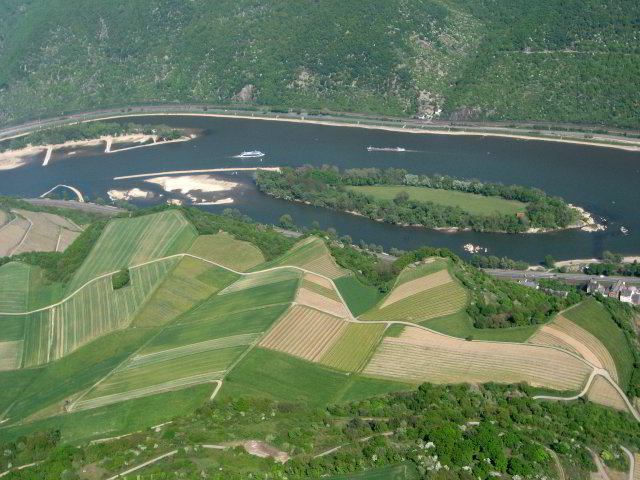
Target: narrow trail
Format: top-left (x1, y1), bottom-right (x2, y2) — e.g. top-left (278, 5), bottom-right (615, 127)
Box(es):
top-left (588, 447), bottom-right (612, 480)
top-left (6, 211), bottom-right (32, 256)
top-left (104, 450), bottom-right (178, 480)
top-left (620, 446), bottom-right (634, 480)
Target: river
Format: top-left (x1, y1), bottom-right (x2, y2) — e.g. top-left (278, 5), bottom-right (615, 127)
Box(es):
top-left (0, 115), bottom-right (638, 263)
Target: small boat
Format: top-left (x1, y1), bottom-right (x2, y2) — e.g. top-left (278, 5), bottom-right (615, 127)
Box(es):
top-left (620, 226), bottom-right (629, 235)
top-left (237, 150), bottom-right (265, 158)
top-left (367, 146), bottom-right (407, 152)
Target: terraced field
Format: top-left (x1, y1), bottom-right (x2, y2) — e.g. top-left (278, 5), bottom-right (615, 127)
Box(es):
top-left (220, 268), bottom-right (300, 295)
top-left (564, 298), bottom-right (634, 390)
top-left (72, 273), bottom-right (293, 411)
top-left (67, 210), bottom-right (197, 292)
top-left (396, 258), bottom-right (447, 285)
top-left (586, 375), bottom-right (630, 414)
top-left (301, 274), bottom-right (341, 301)
top-left (0, 210), bottom-right (81, 258)
top-left (0, 215), bottom-right (30, 257)
top-left (133, 256), bottom-right (239, 327)
top-left (265, 237), bottom-right (348, 279)
top-left (320, 324), bottom-right (386, 372)
top-left (0, 339), bottom-right (22, 370)
top-left (152, 304), bottom-right (289, 352)
top-left (260, 305), bottom-right (347, 362)
top-left (296, 286), bottom-right (348, 318)
top-left (0, 262), bottom-right (30, 312)
top-left (382, 269), bottom-right (453, 308)
top-left (529, 315), bottom-right (618, 382)
top-left (364, 326), bottom-right (591, 391)
top-left (20, 257), bottom-right (179, 367)
top-left (188, 232), bottom-right (265, 271)
top-left (11, 209), bottom-right (82, 255)
top-left (363, 281), bottom-right (468, 322)
top-left (78, 339), bottom-right (251, 410)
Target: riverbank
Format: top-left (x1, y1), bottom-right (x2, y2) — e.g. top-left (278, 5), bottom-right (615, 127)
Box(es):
top-left (0, 133), bottom-right (193, 171)
top-left (3, 105), bottom-right (639, 153)
top-left (88, 112), bottom-right (640, 153)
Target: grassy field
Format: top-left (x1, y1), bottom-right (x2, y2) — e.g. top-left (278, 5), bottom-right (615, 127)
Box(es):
top-left (363, 281), bottom-right (468, 323)
top-left (320, 324), bottom-right (386, 372)
top-left (300, 277), bottom-right (341, 302)
top-left (326, 464), bottom-right (419, 480)
top-left (188, 232), bottom-right (265, 271)
top-left (26, 266), bottom-right (63, 310)
top-left (149, 304), bottom-right (288, 353)
top-left (220, 268), bottom-right (300, 295)
top-left (530, 315), bottom-right (618, 382)
top-left (82, 346), bottom-right (244, 406)
top-left (0, 262), bottom-right (30, 313)
top-left (258, 237), bottom-right (348, 279)
top-left (422, 310), bottom-right (541, 343)
top-left (0, 384), bottom-right (211, 445)
top-left (3, 328), bottom-right (154, 422)
top-left (563, 298), bottom-right (635, 390)
top-left (382, 269), bottom-right (453, 308)
top-left (20, 257), bottom-right (179, 367)
top-left (220, 348), bottom-right (410, 407)
top-left (347, 186), bottom-right (527, 216)
top-left (363, 326), bottom-right (591, 391)
top-left (188, 278), bottom-right (299, 319)
top-left (67, 210), bottom-right (196, 292)
top-left (0, 368), bottom-right (41, 417)
top-left (334, 276), bottom-right (385, 317)
top-left (396, 259), bottom-right (448, 285)
top-left (133, 256), bottom-right (238, 327)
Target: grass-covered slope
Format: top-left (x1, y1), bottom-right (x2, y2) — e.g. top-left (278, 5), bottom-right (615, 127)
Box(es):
top-left (0, 0), bottom-right (637, 128)
top-left (563, 298), bottom-right (635, 391)
top-left (66, 210), bottom-right (196, 292)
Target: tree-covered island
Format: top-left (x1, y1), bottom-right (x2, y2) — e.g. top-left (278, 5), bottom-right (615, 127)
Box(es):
top-left (256, 166), bottom-right (583, 233)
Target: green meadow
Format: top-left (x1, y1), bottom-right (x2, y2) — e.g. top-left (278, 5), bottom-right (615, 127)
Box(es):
top-left (347, 185), bottom-right (527, 216)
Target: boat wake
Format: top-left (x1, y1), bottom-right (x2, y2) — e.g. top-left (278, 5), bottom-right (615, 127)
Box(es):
top-left (366, 146), bottom-right (416, 153)
top-left (233, 150), bottom-right (265, 159)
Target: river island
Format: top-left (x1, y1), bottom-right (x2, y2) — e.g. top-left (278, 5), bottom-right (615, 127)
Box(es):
top-left (256, 166), bottom-right (600, 234)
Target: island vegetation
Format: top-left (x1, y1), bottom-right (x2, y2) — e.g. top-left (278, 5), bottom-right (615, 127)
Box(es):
top-left (0, 121), bottom-right (183, 153)
top-left (255, 166), bottom-right (580, 233)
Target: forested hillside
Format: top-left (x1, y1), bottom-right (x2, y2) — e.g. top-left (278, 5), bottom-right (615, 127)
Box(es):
top-left (0, 0), bottom-right (638, 128)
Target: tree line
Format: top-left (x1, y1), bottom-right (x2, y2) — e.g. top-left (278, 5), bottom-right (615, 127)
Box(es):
top-left (255, 166), bottom-right (579, 233)
top-left (0, 121), bottom-right (182, 153)
top-left (2, 382), bottom-right (637, 479)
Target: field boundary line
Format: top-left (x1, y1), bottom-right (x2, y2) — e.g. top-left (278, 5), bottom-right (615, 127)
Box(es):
top-left (7, 212), bottom-right (33, 256)
top-left (67, 325), bottom-right (178, 412)
top-left (209, 380), bottom-right (222, 401)
top-left (534, 370), bottom-right (640, 422)
top-left (105, 450), bottom-right (178, 480)
top-left (7, 250), bottom-right (638, 422)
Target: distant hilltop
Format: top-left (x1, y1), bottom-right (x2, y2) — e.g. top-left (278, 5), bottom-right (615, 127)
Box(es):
top-left (0, 1), bottom-right (638, 129)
